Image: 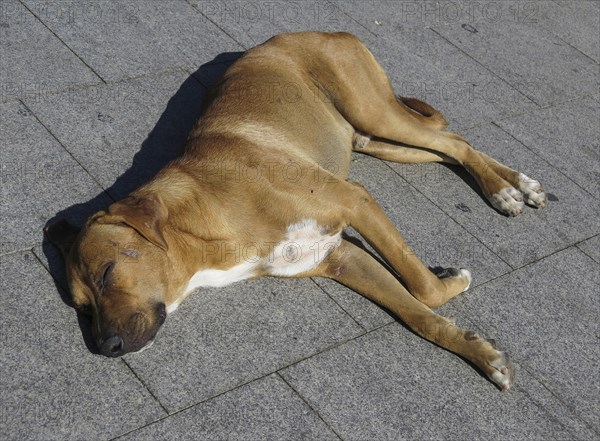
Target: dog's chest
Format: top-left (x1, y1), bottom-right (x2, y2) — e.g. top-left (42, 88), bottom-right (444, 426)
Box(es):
top-left (183, 219), bottom-right (341, 291)
top-left (265, 219), bottom-right (342, 276)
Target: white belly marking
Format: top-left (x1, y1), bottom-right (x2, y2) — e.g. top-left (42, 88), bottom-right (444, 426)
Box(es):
top-left (167, 219), bottom-right (341, 313)
top-left (267, 219), bottom-right (342, 277)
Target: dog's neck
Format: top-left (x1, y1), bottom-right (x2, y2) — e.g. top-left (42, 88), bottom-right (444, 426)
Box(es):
top-left (137, 160), bottom-right (251, 293)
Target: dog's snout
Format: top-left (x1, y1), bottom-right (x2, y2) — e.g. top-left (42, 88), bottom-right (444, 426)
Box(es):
top-left (100, 335), bottom-right (124, 357)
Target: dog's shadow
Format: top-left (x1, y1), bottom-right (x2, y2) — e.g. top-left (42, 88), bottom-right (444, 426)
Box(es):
top-left (42, 52), bottom-right (244, 353)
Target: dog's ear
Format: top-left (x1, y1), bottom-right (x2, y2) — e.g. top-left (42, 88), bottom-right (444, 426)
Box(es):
top-left (99, 194), bottom-right (169, 251)
top-left (44, 220), bottom-right (81, 257)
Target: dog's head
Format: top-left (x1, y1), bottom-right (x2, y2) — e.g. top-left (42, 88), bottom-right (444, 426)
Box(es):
top-left (45, 194), bottom-right (171, 357)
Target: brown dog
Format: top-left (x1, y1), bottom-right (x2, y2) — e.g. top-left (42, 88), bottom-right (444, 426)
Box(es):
top-left (46, 32), bottom-right (547, 391)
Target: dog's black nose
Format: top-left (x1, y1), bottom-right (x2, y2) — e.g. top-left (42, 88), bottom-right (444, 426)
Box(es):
top-left (100, 335), bottom-right (124, 357)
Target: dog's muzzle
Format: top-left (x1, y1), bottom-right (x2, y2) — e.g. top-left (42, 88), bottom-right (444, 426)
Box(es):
top-left (97, 302), bottom-right (167, 357)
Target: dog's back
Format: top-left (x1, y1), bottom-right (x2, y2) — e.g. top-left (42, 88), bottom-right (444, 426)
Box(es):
top-left (186, 32), bottom-right (376, 177)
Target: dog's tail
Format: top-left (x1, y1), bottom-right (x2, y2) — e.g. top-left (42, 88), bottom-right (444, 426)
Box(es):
top-left (397, 96), bottom-right (448, 130)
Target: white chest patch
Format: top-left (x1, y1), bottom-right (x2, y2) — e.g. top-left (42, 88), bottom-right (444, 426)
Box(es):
top-left (266, 219), bottom-right (342, 277)
top-left (168, 219), bottom-right (341, 313)
top-left (185, 261), bottom-right (258, 290)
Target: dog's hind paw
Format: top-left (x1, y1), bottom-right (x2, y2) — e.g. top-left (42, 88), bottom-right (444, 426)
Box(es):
top-left (490, 187), bottom-right (524, 217)
top-left (519, 173), bottom-right (547, 208)
top-left (486, 351), bottom-right (515, 391)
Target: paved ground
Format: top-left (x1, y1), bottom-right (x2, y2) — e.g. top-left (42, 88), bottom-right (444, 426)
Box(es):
top-left (1, 1), bottom-right (598, 440)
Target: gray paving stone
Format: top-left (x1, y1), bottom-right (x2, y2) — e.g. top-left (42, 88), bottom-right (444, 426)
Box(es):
top-left (577, 235), bottom-right (600, 263)
top-left (188, 0), bottom-right (372, 49)
top-left (24, 69), bottom-right (206, 200)
top-left (442, 247), bottom-right (600, 432)
top-left (0, 101), bottom-right (111, 254)
top-left (433, 17), bottom-right (598, 107)
top-left (0, 0), bottom-right (100, 102)
top-left (553, 0), bottom-right (599, 6)
top-left (122, 276), bottom-right (363, 413)
top-left (496, 96), bottom-right (600, 199)
top-left (280, 322), bottom-right (595, 441)
top-left (0, 251), bottom-right (165, 441)
top-left (389, 123), bottom-right (599, 268)
top-left (21, 0), bottom-right (241, 82)
top-left (312, 274), bottom-right (394, 332)
top-left (541, 0), bottom-right (599, 62)
top-left (121, 374), bottom-right (339, 440)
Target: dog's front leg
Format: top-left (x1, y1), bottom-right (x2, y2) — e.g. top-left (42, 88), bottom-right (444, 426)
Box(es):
top-left (304, 239), bottom-right (514, 391)
top-left (325, 180), bottom-right (472, 308)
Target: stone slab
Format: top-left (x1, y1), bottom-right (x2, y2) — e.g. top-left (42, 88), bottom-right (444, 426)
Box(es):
top-left (0, 101), bottom-right (111, 254)
top-left (439, 247), bottom-right (600, 432)
top-left (577, 235), bottom-right (600, 264)
top-left (24, 69), bottom-right (206, 200)
top-left (188, 0), bottom-right (372, 49)
top-left (496, 96), bottom-right (600, 199)
top-left (281, 322), bottom-right (595, 441)
top-left (540, 1), bottom-right (599, 62)
top-left (337, 1), bottom-right (558, 32)
top-left (0, 0), bottom-right (100, 102)
top-left (359, 30), bottom-right (537, 130)
top-left (433, 17), bottom-right (598, 106)
top-left (21, 0), bottom-right (242, 82)
top-left (120, 374), bottom-right (339, 441)
top-left (0, 251), bottom-right (165, 441)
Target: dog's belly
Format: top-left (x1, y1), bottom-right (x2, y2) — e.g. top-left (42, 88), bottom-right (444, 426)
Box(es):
top-left (168, 219), bottom-right (342, 313)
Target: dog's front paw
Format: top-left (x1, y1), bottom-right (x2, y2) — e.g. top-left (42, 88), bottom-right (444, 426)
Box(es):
top-left (435, 267), bottom-right (471, 292)
top-left (485, 350), bottom-right (515, 391)
top-left (519, 173), bottom-right (547, 208)
top-left (490, 187), bottom-right (524, 217)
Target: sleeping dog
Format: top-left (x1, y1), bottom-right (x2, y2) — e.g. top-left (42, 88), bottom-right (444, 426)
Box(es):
top-left (46, 32), bottom-right (547, 391)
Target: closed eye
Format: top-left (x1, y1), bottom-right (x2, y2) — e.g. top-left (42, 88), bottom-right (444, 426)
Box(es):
top-left (99, 261), bottom-right (114, 290)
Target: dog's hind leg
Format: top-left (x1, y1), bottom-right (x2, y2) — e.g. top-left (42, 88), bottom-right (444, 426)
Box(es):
top-left (317, 35), bottom-right (547, 214)
top-left (351, 113), bottom-right (546, 211)
top-left (353, 132), bottom-right (457, 164)
top-left (304, 239), bottom-right (514, 391)
top-left (347, 100), bottom-right (545, 215)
